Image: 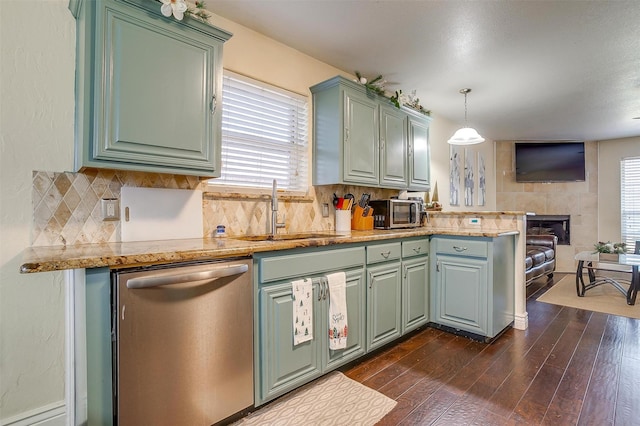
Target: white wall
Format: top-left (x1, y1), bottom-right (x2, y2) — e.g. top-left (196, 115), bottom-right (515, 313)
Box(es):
top-left (598, 136), bottom-right (640, 242)
top-left (427, 113), bottom-right (496, 211)
top-left (0, 0), bottom-right (76, 421)
top-left (0, 2), bottom-right (497, 422)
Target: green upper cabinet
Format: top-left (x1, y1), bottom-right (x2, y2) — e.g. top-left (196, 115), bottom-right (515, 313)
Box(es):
top-left (311, 76), bottom-right (431, 190)
top-left (379, 104), bottom-right (408, 188)
top-left (70, 0), bottom-right (231, 176)
top-left (407, 115), bottom-right (431, 191)
top-left (343, 88), bottom-right (380, 185)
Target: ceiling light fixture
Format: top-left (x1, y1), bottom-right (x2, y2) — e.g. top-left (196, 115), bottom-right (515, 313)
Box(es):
top-left (448, 88), bottom-right (485, 145)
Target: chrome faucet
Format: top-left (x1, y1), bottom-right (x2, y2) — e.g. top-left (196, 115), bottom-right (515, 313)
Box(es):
top-left (271, 179), bottom-right (286, 236)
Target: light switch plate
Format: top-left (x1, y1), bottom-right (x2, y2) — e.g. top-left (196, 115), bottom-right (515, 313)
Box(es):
top-left (322, 203), bottom-right (330, 217)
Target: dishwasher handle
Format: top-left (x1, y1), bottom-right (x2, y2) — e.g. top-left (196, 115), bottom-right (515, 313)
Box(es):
top-left (126, 264), bottom-right (249, 289)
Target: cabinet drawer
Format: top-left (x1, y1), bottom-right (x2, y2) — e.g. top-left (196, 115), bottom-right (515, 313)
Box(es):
top-left (402, 239), bottom-right (429, 258)
top-left (258, 246), bottom-right (365, 283)
top-left (366, 242), bottom-right (401, 264)
top-left (434, 237), bottom-right (488, 258)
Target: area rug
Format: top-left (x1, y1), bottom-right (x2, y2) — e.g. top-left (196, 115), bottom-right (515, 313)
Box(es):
top-left (537, 274), bottom-right (640, 319)
top-left (234, 371), bottom-right (396, 425)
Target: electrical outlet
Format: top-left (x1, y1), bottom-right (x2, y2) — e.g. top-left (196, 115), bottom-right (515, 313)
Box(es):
top-left (322, 203), bottom-right (330, 217)
top-left (101, 198), bottom-right (120, 221)
top-left (468, 217), bottom-right (481, 226)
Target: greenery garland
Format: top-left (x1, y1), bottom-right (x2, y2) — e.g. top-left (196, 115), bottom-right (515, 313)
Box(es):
top-left (185, 1), bottom-right (211, 22)
top-left (355, 71), bottom-right (430, 116)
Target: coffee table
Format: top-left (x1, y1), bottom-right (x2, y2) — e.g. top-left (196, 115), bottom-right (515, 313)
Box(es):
top-left (575, 251), bottom-right (640, 305)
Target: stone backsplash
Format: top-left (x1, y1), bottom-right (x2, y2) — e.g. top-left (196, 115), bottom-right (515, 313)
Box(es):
top-left (31, 169), bottom-right (398, 246)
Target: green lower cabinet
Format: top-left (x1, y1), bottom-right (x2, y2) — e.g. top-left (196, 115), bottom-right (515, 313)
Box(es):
top-left (431, 235), bottom-right (515, 339)
top-left (402, 255), bottom-right (430, 333)
top-left (255, 247), bottom-right (366, 406)
top-left (366, 261), bottom-right (402, 351)
top-left (434, 255), bottom-right (488, 335)
top-left (259, 281), bottom-right (323, 401)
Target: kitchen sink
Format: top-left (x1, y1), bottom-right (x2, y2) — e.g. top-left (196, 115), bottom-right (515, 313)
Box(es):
top-left (233, 232), bottom-right (344, 242)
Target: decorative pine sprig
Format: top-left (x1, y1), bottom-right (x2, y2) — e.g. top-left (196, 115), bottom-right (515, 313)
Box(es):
top-left (185, 1), bottom-right (211, 22)
top-left (354, 71), bottom-right (430, 115)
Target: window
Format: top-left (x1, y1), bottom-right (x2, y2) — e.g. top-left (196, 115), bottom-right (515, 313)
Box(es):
top-left (621, 156), bottom-right (640, 250)
top-left (211, 71), bottom-right (309, 192)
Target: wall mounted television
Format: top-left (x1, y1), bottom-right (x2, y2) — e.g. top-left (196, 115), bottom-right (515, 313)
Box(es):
top-left (514, 141), bottom-right (586, 183)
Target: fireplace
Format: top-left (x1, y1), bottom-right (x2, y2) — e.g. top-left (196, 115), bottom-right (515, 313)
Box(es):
top-left (526, 215), bottom-right (571, 245)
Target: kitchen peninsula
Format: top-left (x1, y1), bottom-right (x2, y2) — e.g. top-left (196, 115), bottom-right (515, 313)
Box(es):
top-left (20, 211), bottom-right (527, 423)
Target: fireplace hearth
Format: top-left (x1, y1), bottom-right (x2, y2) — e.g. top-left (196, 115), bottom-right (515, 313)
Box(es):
top-left (527, 215), bottom-right (571, 245)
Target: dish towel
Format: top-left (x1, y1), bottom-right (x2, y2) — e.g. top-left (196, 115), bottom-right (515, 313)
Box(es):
top-left (327, 272), bottom-right (348, 350)
top-left (292, 278), bottom-right (313, 346)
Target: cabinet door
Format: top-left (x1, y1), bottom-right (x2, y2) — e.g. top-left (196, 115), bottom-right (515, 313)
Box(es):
top-left (434, 255), bottom-right (488, 335)
top-left (367, 261), bottom-right (402, 351)
top-left (77, 1), bottom-right (228, 176)
top-left (379, 104), bottom-right (407, 188)
top-left (259, 281), bottom-right (322, 402)
top-left (402, 256), bottom-right (429, 334)
top-left (408, 116), bottom-right (431, 190)
top-left (325, 268), bottom-right (366, 369)
top-left (343, 89), bottom-right (379, 185)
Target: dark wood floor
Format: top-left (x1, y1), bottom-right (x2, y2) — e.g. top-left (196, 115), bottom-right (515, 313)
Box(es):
top-left (342, 274), bottom-right (640, 425)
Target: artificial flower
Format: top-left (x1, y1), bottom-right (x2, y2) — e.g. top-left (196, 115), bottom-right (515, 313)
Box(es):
top-left (160, 0), bottom-right (188, 21)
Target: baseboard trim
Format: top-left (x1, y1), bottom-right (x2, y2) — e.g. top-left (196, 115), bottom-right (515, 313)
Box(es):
top-left (1, 401), bottom-right (66, 426)
top-left (514, 312), bottom-right (528, 330)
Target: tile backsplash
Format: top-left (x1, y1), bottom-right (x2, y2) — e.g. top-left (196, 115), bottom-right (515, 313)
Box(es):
top-left (31, 169), bottom-right (396, 246)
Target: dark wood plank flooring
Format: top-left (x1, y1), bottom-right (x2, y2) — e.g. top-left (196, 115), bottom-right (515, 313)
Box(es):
top-left (342, 274), bottom-right (640, 425)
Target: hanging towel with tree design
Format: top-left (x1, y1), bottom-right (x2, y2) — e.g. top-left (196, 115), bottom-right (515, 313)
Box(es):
top-left (292, 278), bottom-right (313, 345)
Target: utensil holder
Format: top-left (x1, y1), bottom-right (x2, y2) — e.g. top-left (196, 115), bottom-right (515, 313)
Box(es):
top-left (335, 210), bottom-right (352, 234)
top-left (351, 206), bottom-right (374, 230)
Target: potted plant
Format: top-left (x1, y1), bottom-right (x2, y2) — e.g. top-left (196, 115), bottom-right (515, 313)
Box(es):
top-left (593, 241), bottom-right (627, 261)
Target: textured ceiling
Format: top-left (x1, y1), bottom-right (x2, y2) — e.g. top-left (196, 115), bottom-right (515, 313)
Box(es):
top-left (207, 0), bottom-right (640, 142)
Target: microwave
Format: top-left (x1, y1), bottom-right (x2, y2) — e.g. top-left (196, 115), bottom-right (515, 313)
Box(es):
top-left (369, 199), bottom-right (423, 229)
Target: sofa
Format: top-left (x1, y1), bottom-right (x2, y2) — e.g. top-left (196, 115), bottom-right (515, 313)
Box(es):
top-left (525, 234), bottom-right (557, 285)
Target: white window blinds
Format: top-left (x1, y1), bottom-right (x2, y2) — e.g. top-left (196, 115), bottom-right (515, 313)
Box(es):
top-left (621, 156), bottom-right (640, 250)
top-left (213, 71), bottom-right (309, 191)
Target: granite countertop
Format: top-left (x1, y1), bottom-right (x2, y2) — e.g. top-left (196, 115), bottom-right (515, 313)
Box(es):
top-left (20, 227), bottom-right (519, 273)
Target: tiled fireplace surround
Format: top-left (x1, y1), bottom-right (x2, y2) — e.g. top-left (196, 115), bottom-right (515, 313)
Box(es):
top-left (31, 169), bottom-right (519, 247)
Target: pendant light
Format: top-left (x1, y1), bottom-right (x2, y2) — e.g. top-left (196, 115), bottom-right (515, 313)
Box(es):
top-left (448, 88), bottom-right (485, 145)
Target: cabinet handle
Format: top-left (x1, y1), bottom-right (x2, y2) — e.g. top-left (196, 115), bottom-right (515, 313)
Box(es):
top-left (380, 251), bottom-right (391, 259)
top-left (368, 272), bottom-right (373, 288)
top-left (324, 280), bottom-right (329, 300)
top-left (436, 260), bottom-right (440, 272)
top-left (403, 265), bottom-right (407, 279)
top-left (380, 139), bottom-right (385, 150)
top-left (210, 94), bottom-right (217, 114)
top-left (453, 246), bottom-right (468, 252)
top-left (317, 280), bottom-right (322, 301)
top-left (344, 128), bottom-right (349, 142)
top-left (413, 247), bottom-right (422, 254)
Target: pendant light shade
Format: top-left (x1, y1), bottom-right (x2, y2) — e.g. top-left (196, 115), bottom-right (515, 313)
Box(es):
top-left (448, 88), bottom-right (484, 145)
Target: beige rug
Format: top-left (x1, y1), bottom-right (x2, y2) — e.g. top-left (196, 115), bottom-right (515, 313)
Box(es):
top-left (537, 274), bottom-right (640, 319)
top-left (235, 372), bottom-right (396, 425)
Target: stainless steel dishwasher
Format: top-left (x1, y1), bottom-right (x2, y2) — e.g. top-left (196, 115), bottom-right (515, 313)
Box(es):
top-left (112, 258), bottom-right (253, 425)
